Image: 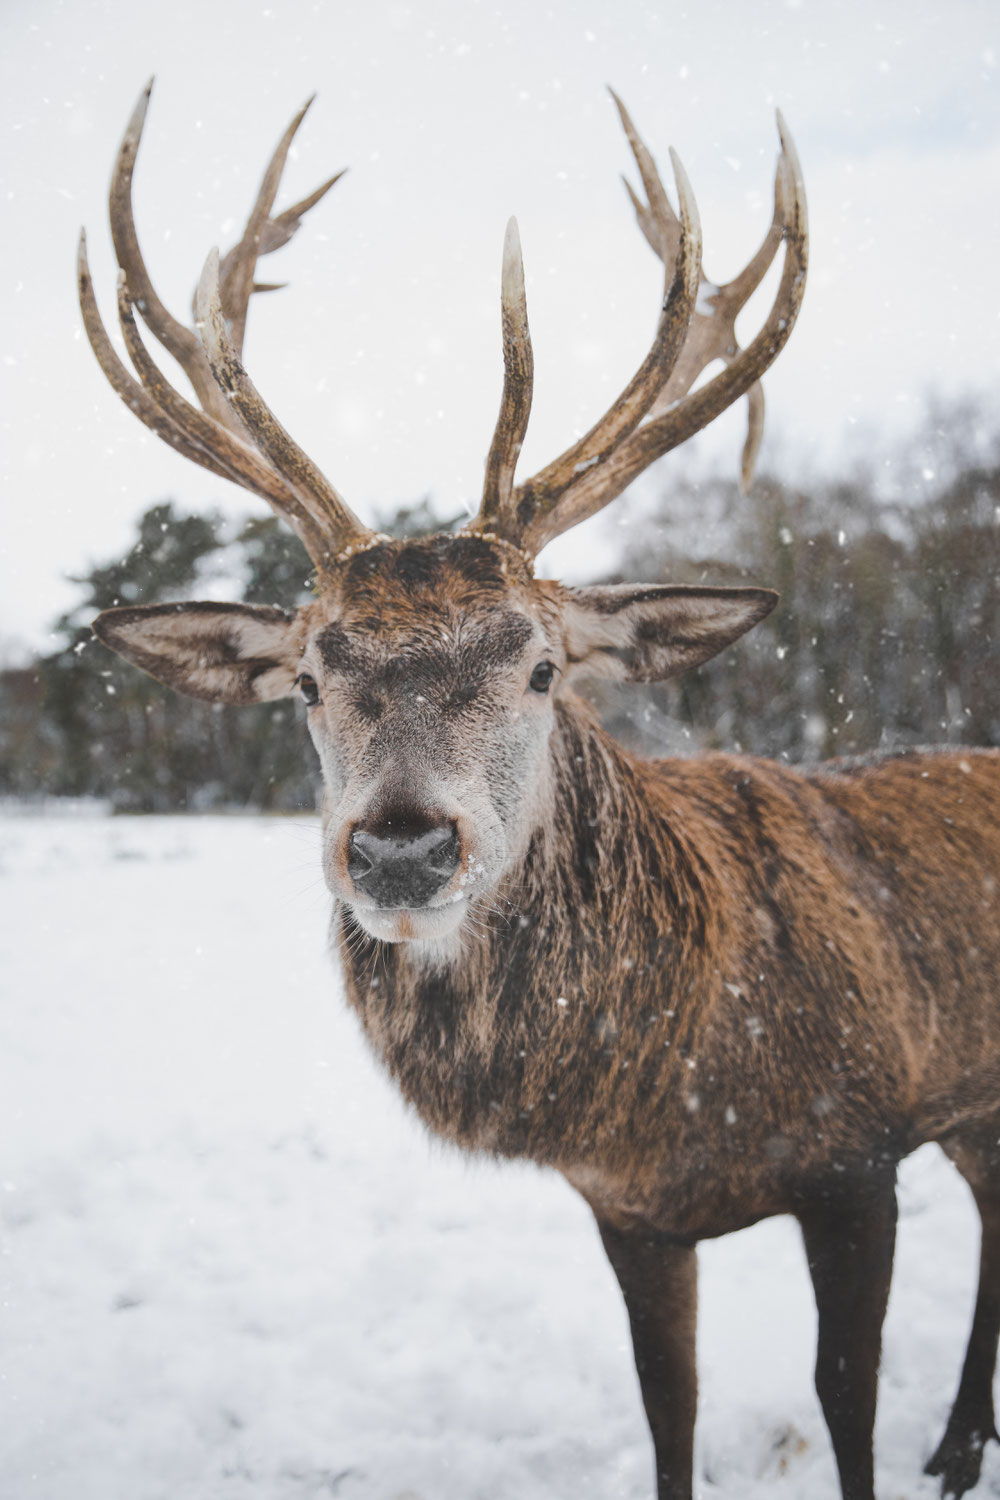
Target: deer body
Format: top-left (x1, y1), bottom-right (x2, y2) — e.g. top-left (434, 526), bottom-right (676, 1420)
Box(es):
top-left (81, 85), bottom-right (999, 1500)
top-left (340, 707), bottom-right (1000, 1229)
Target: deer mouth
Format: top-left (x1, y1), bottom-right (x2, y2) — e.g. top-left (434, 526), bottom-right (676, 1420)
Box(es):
top-left (346, 893), bottom-right (470, 945)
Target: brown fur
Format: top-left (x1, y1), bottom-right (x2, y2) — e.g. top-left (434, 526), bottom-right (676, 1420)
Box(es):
top-left (339, 707), bottom-right (1000, 1236)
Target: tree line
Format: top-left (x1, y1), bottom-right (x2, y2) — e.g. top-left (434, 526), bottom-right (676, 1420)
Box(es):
top-left (3, 411), bottom-right (997, 812)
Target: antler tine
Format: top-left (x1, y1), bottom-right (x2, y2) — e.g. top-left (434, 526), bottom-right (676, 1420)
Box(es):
top-left (741, 380), bottom-right (766, 494)
top-left (472, 93), bottom-right (702, 547)
top-left (108, 80), bottom-right (233, 429)
top-left (241, 170), bottom-right (347, 295)
top-left (108, 264), bottom-right (335, 560)
top-left (80, 230), bottom-right (337, 563)
top-left (269, 172), bottom-right (347, 239)
top-left (477, 217), bottom-right (534, 529)
top-left (88, 86), bottom-right (373, 572)
top-left (78, 230), bottom-right (233, 482)
top-left (635, 146), bottom-right (786, 492)
top-left (522, 111), bottom-right (808, 555)
top-left (624, 174), bottom-right (676, 262)
top-left (196, 249), bottom-right (371, 568)
top-left (214, 96), bottom-right (346, 358)
top-left (611, 87), bottom-right (681, 256)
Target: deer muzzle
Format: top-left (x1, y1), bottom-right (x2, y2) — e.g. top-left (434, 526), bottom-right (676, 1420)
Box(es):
top-left (347, 818), bottom-right (461, 909)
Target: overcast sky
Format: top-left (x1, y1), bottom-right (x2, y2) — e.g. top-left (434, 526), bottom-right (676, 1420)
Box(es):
top-left (3, 0), bottom-right (998, 651)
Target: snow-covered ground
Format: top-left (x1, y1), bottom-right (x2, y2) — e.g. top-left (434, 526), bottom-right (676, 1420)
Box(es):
top-left (1, 810), bottom-right (997, 1500)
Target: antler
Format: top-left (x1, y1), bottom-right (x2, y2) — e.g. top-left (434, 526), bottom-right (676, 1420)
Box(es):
top-left (81, 85), bottom-right (805, 573)
top-left (79, 81), bottom-right (373, 573)
top-left (479, 218), bottom-right (535, 524)
top-left (471, 94), bottom-right (808, 558)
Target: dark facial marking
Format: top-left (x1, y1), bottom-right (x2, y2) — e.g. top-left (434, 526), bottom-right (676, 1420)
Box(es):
top-left (315, 622), bottom-right (362, 674)
top-left (447, 535), bottom-right (515, 587)
top-left (317, 609), bottom-right (536, 684)
top-left (353, 687), bottom-right (387, 722)
top-left (341, 536), bottom-right (520, 601)
top-left (393, 547), bottom-right (444, 587)
top-left (442, 680), bottom-right (481, 713)
top-left (314, 538), bottom-right (541, 717)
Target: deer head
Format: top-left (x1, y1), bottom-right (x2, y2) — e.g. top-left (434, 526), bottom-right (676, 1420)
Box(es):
top-left (83, 83), bottom-right (807, 953)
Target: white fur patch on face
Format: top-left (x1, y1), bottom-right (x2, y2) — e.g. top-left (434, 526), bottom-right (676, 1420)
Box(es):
top-left (399, 927), bottom-right (470, 970)
top-left (347, 897), bottom-right (470, 951)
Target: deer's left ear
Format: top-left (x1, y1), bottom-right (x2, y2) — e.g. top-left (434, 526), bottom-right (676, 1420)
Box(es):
top-left (92, 601), bottom-right (303, 705)
top-left (563, 584), bottom-right (778, 684)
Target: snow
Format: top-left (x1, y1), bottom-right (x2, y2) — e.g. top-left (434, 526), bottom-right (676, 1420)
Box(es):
top-left (2, 810), bottom-right (998, 1499)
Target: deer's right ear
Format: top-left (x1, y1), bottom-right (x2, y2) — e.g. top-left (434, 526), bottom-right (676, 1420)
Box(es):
top-left (562, 584), bottom-right (778, 684)
top-left (92, 602), bottom-right (303, 705)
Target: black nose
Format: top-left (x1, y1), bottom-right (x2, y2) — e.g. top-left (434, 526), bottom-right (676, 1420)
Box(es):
top-left (347, 818), bottom-right (461, 908)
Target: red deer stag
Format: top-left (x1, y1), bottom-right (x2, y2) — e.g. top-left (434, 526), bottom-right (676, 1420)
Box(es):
top-left (81, 83), bottom-right (1000, 1500)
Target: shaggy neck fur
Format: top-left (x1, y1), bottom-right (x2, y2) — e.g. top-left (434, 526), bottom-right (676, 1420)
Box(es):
top-left (337, 696), bottom-right (722, 1167)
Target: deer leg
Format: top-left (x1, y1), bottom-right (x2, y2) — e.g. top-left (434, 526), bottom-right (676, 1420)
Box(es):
top-left (926, 1133), bottom-right (1000, 1498)
top-left (797, 1174), bottom-right (898, 1500)
top-left (596, 1218), bottom-right (698, 1500)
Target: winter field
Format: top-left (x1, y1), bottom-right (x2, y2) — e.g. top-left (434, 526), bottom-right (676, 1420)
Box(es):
top-left (2, 809), bottom-right (998, 1500)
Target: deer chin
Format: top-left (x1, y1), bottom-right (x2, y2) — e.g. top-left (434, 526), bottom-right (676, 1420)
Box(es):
top-left (347, 896), bottom-right (469, 946)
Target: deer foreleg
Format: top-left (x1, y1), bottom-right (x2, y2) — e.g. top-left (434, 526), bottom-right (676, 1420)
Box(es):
top-left (597, 1218), bottom-right (698, 1500)
top-left (797, 1174), bottom-right (898, 1500)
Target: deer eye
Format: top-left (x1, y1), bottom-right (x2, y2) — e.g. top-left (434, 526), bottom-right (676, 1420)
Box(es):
top-left (528, 661), bottom-right (556, 694)
top-left (296, 673), bottom-right (321, 707)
